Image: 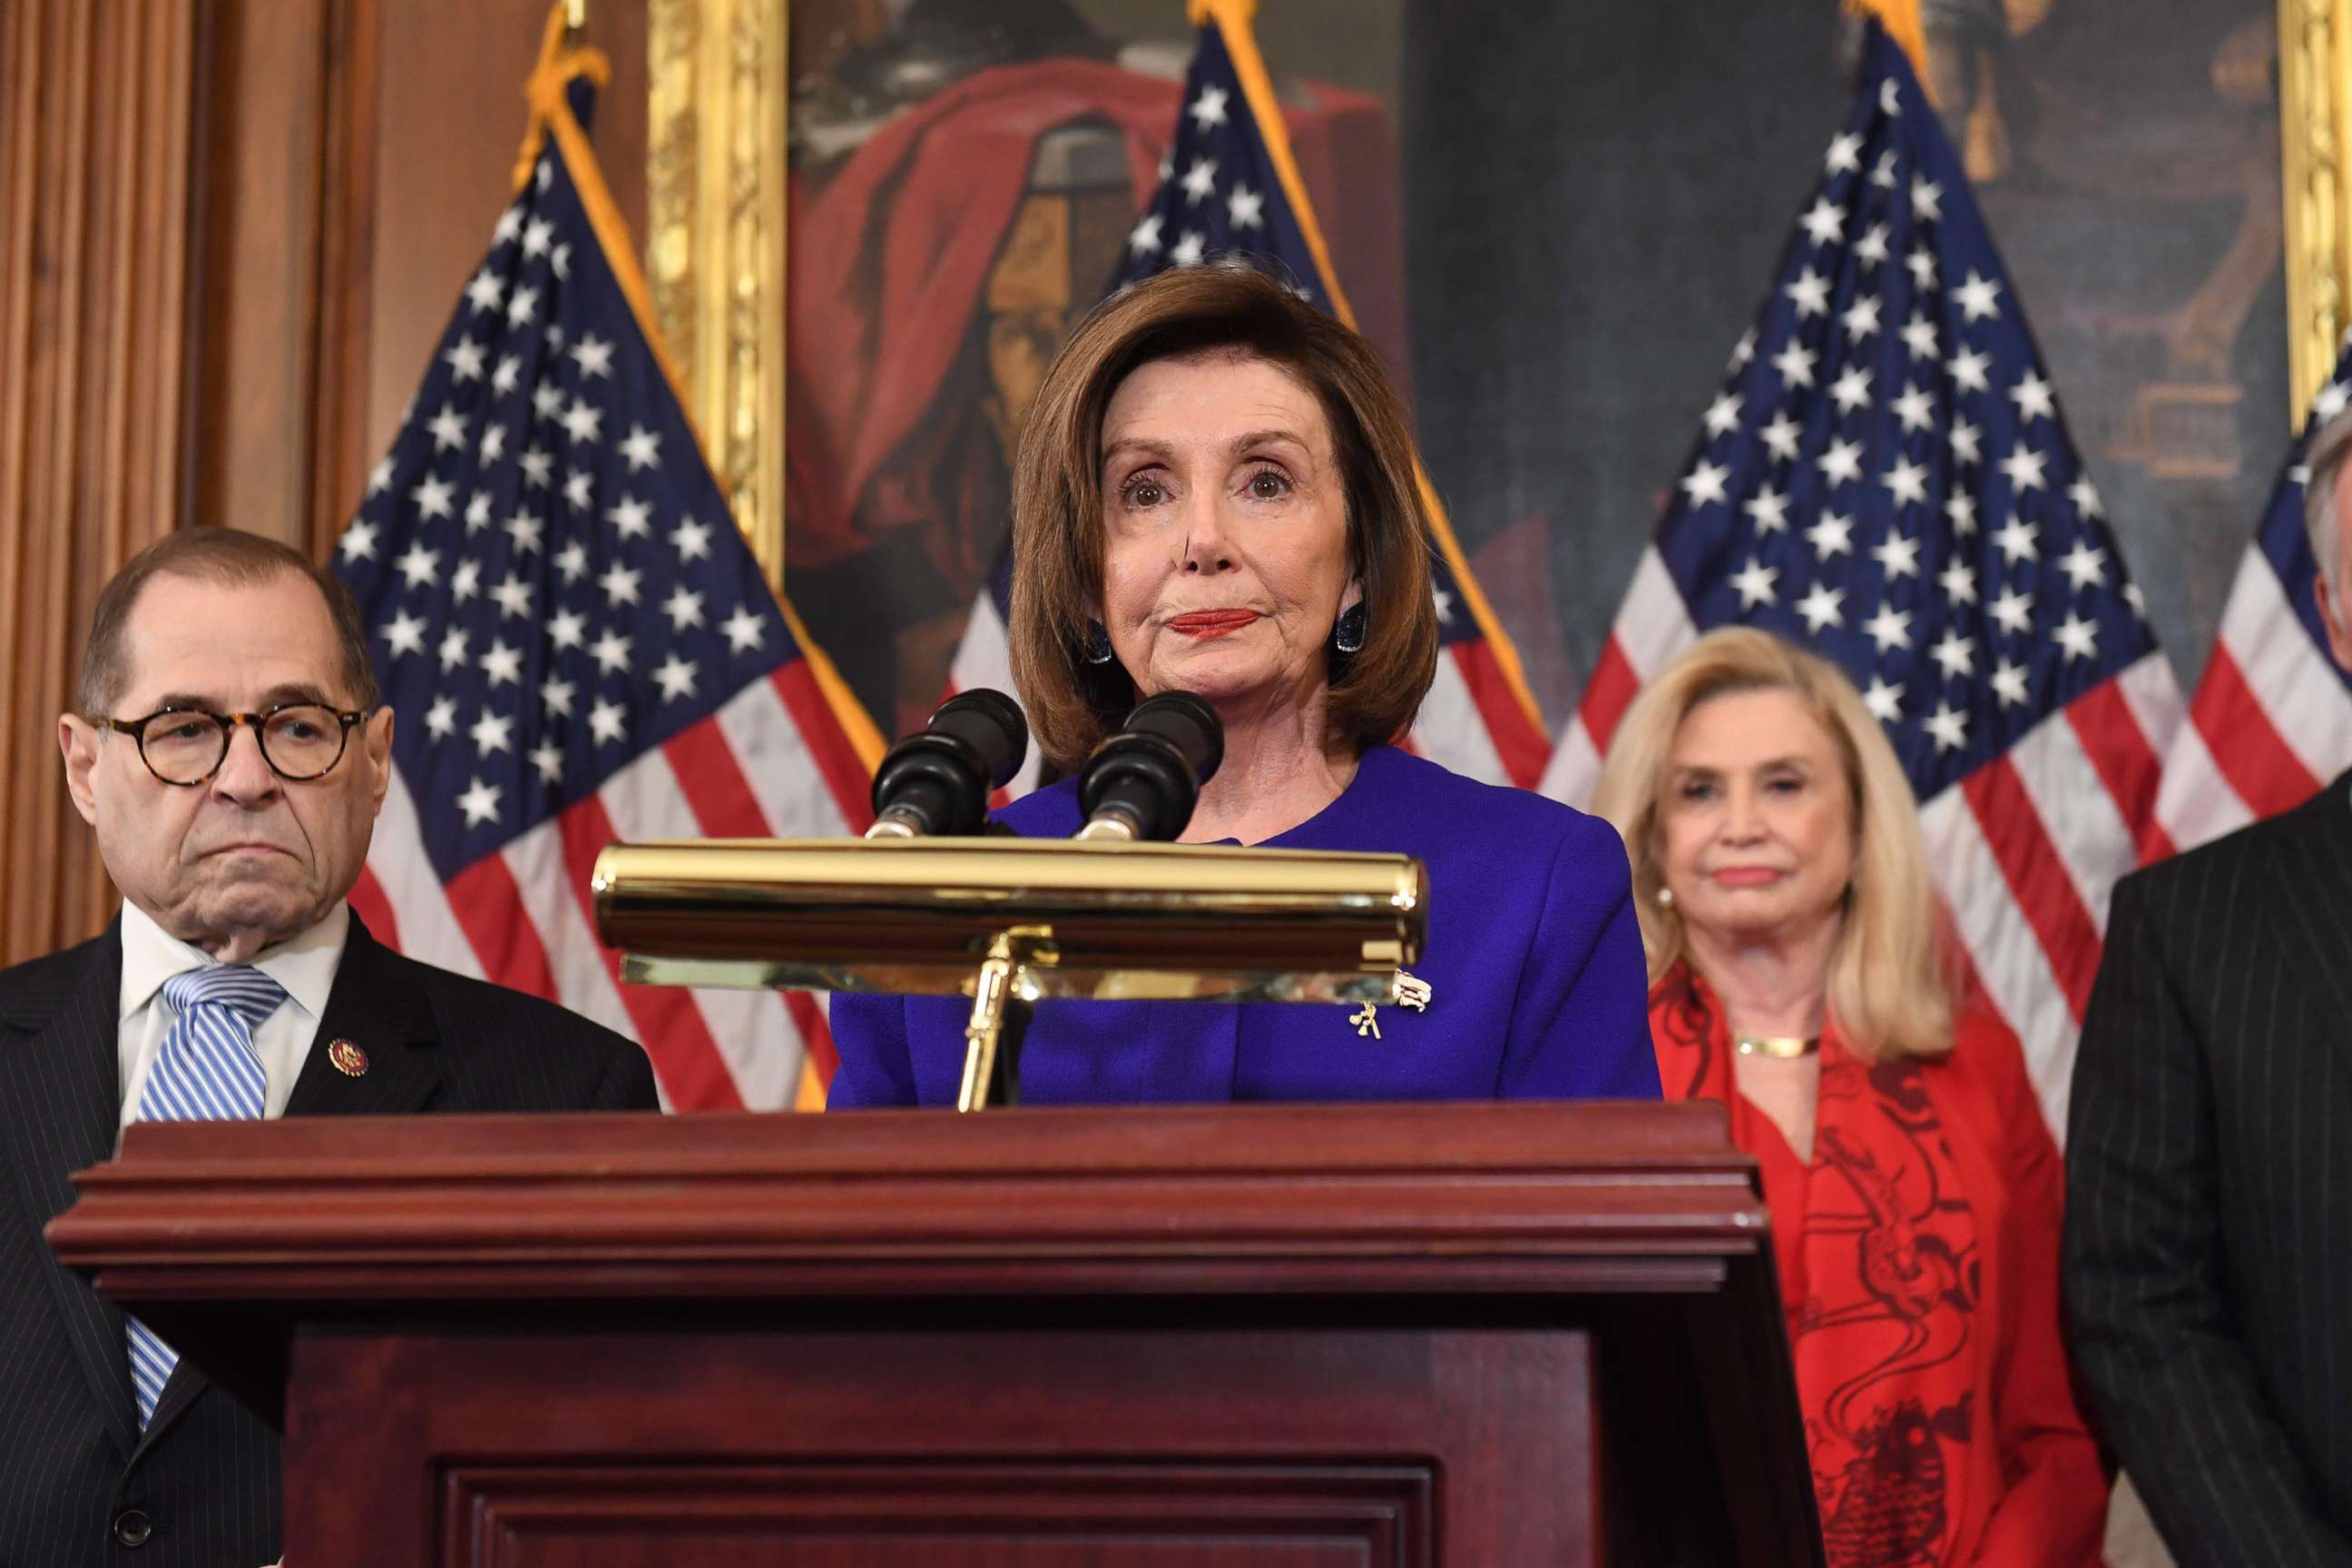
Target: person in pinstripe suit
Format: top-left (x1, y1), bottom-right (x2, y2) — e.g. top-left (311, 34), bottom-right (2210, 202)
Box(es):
top-left (2066, 409), bottom-right (2352, 1567)
top-left (3, 530), bottom-right (657, 1567)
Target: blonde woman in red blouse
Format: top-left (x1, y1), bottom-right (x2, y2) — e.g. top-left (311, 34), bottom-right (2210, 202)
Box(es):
top-left (1592, 626), bottom-right (2105, 1567)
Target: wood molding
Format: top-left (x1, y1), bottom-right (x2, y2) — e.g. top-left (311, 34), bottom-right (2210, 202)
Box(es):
top-left (308, 1), bottom-right (384, 562)
top-left (441, 1456), bottom-right (1436, 1564)
top-left (56, 1100), bottom-right (1760, 1303)
top-left (0, 0), bottom-right (202, 962)
top-left (182, 0), bottom-right (384, 563)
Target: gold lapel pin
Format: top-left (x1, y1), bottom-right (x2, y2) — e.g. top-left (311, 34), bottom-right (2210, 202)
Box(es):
top-left (1346, 971), bottom-right (1433, 1040)
top-left (327, 1038), bottom-right (369, 1078)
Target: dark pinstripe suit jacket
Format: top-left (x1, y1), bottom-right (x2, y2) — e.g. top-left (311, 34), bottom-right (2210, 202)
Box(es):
top-left (2066, 777), bottom-right (2352, 1567)
top-left (0, 913), bottom-right (657, 1568)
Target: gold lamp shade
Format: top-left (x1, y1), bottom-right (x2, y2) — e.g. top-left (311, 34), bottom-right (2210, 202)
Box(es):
top-left (591, 838), bottom-right (1428, 1006)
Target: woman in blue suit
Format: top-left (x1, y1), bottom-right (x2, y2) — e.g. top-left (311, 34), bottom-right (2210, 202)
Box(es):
top-left (828, 266), bottom-right (1655, 1107)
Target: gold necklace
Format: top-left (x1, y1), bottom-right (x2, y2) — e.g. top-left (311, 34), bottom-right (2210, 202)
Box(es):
top-left (1735, 1034), bottom-right (1819, 1059)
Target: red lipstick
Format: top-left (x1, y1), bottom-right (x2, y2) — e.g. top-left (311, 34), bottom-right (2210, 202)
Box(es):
top-left (1166, 610), bottom-right (1260, 639)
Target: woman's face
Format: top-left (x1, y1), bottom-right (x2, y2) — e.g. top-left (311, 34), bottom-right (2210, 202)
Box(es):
top-left (1657, 688), bottom-right (1857, 949)
top-left (1095, 349), bottom-right (1358, 718)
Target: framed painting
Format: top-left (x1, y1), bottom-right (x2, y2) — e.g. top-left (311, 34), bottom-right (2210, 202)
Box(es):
top-left (647, 0), bottom-right (1422, 732)
top-left (2282, 0), bottom-right (2352, 415)
top-left (646, 0), bottom-right (2352, 736)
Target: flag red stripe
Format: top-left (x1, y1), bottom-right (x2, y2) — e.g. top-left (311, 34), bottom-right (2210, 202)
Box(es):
top-left (347, 865), bottom-right (402, 948)
top-left (553, 795), bottom-right (746, 1111)
top-left (774, 662), bottom-right (874, 830)
top-left (784, 990), bottom-right (838, 1087)
top-left (664, 720), bottom-right (838, 1093)
top-left (1935, 900), bottom-right (1997, 1020)
top-left (662, 718), bottom-right (770, 837)
top-left (445, 850), bottom-right (563, 1000)
top-left (2063, 681), bottom-right (2174, 867)
top-left (1451, 642), bottom-right (1549, 789)
top-left (1959, 759), bottom-right (2102, 1021)
top-left (1577, 635), bottom-right (1641, 758)
top-left (2190, 643), bottom-right (2324, 819)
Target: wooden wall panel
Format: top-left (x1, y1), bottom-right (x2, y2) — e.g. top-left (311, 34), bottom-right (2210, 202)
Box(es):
top-left (190, 0), bottom-right (647, 567)
top-left (0, 0), bottom-right (200, 962)
top-left (185, 0), bottom-right (341, 557)
top-left (358, 3), bottom-right (648, 564)
top-left (0, 0), bottom-right (647, 965)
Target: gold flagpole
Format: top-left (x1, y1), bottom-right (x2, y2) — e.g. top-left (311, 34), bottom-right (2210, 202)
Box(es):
top-left (1844, 0), bottom-right (1935, 94)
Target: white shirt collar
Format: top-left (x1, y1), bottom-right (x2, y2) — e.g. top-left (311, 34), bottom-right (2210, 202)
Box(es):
top-left (117, 900), bottom-right (350, 1024)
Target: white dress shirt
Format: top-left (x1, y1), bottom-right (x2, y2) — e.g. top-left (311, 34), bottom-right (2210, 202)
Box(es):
top-left (115, 900), bottom-right (350, 1133)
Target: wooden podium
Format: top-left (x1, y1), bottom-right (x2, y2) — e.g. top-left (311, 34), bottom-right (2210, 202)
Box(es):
top-left (51, 1101), bottom-right (1821, 1567)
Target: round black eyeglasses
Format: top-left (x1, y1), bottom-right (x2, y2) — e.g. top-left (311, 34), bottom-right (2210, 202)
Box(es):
top-left (100, 704), bottom-right (366, 787)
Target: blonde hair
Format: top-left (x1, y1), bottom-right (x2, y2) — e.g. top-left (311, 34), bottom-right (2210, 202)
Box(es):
top-left (1589, 627), bottom-right (1953, 1061)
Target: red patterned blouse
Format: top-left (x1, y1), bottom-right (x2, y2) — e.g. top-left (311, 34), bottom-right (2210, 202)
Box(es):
top-left (1650, 964), bottom-right (2108, 1567)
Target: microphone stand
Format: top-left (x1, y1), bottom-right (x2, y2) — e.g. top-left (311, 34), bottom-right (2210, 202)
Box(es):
top-left (956, 927), bottom-right (1049, 1111)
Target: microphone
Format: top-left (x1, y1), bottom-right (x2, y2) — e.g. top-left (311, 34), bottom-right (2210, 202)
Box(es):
top-left (1074, 691), bottom-right (1224, 842)
top-left (866, 690), bottom-right (1029, 838)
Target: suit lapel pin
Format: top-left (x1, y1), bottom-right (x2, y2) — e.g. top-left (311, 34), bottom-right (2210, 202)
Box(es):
top-left (327, 1038), bottom-right (369, 1078)
top-left (1347, 972), bottom-right (1433, 1040)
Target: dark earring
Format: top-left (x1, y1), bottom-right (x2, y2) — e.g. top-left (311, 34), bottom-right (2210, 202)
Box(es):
top-left (1084, 620), bottom-right (1116, 665)
top-left (1332, 601), bottom-right (1367, 656)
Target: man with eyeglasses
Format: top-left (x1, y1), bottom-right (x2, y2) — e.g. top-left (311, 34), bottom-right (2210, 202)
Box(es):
top-left (4, 529), bottom-right (656, 1568)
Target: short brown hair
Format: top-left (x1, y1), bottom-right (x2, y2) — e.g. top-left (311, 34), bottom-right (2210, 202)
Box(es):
top-left (1007, 265), bottom-right (1440, 769)
top-left (79, 529), bottom-right (379, 715)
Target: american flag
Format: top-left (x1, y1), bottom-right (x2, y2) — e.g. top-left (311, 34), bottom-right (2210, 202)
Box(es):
top-left (1541, 23), bottom-right (2186, 1134)
top-left (331, 47), bottom-right (879, 1112)
top-left (2153, 343), bottom-right (2352, 846)
top-left (947, 4), bottom-right (1552, 792)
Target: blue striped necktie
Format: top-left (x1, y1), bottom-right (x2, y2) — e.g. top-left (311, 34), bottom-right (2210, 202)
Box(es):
top-left (124, 964), bottom-right (285, 1427)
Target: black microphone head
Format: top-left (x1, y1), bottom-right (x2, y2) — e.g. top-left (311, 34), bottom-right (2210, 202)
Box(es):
top-left (867, 689), bottom-right (1029, 836)
top-left (926, 689), bottom-right (1029, 789)
top-left (1120, 691), bottom-right (1223, 786)
top-left (1075, 691), bottom-right (1225, 841)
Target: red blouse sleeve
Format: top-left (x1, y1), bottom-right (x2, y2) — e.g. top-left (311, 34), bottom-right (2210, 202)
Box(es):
top-left (1955, 1009), bottom-right (2110, 1567)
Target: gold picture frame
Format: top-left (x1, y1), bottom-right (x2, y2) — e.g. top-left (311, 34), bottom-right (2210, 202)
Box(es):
top-left (2281, 0), bottom-right (2352, 426)
top-left (645, 0), bottom-right (788, 588)
top-left (650, 4), bottom-right (2352, 592)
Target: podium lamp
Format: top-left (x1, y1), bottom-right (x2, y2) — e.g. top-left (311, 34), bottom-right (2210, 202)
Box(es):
top-left (592, 837), bottom-right (1427, 1110)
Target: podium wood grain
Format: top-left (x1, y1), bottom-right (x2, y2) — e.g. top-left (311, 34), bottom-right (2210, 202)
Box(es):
top-left (51, 1100), bottom-right (1820, 1567)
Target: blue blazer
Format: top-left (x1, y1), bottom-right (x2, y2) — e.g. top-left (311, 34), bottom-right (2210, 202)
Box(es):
top-left (828, 745), bottom-right (1661, 1106)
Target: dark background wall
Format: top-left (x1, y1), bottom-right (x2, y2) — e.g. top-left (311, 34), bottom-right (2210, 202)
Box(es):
top-left (1405, 0), bottom-right (1848, 718)
top-left (1404, 0), bottom-right (2285, 721)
